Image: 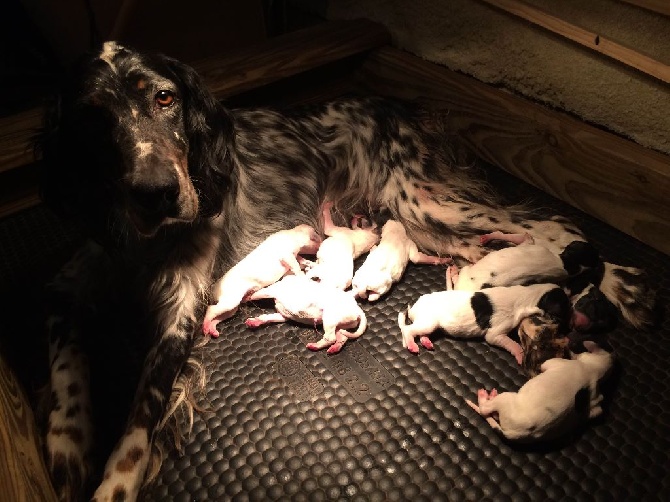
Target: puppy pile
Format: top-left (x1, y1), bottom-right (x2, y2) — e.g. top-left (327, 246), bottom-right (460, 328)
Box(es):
top-left (204, 205), bottom-right (624, 442)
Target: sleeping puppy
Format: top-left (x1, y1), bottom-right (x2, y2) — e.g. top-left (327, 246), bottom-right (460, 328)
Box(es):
top-left (245, 274), bottom-right (366, 354)
top-left (476, 230), bottom-right (622, 333)
top-left (465, 340), bottom-right (614, 442)
top-left (352, 218), bottom-right (449, 301)
top-left (474, 230), bottom-right (600, 285)
top-left (567, 281), bottom-right (619, 333)
top-left (305, 202), bottom-right (379, 290)
top-left (398, 277), bottom-right (570, 363)
top-left (447, 240), bottom-right (569, 291)
top-left (517, 314), bottom-right (569, 377)
top-left (203, 224), bottom-right (321, 337)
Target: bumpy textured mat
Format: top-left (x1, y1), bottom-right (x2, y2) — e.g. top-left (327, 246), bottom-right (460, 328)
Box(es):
top-left (0, 164), bottom-right (668, 501)
top-left (142, 166), bottom-right (669, 501)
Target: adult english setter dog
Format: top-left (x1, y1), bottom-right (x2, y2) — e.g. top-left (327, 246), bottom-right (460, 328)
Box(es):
top-left (39, 41), bottom-right (655, 501)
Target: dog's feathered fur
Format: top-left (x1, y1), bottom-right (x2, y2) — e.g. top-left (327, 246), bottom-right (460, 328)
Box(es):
top-left (39, 41), bottom-right (655, 501)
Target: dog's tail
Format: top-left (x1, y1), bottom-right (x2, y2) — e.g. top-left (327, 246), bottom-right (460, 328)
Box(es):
top-left (598, 261), bottom-right (657, 330)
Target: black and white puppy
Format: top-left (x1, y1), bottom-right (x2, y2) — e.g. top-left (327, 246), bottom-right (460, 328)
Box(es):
top-left (398, 279), bottom-right (570, 363)
top-left (466, 340), bottom-right (614, 442)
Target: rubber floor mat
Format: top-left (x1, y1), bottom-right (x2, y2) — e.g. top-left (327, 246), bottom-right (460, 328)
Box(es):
top-left (137, 165), bottom-right (670, 501)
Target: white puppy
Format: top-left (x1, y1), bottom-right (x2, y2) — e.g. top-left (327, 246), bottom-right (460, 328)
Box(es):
top-left (305, 202), bottom-right (378, 289)
top-left (448, 234), bottom-right (568, 291)
top-left (398, 282), bottom-right (570, 363)
top-left (203, 224), bottom-right (321, 337)
top-left (352, 219), bottom-right (449, 301)
top-left (245, 274), bottom-right (367, 354)
top-left (465, 341), bottom-right (614, 441)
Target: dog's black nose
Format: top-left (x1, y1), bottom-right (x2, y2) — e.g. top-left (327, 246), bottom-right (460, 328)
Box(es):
top-left (129, 182), bottom-right (180, 217)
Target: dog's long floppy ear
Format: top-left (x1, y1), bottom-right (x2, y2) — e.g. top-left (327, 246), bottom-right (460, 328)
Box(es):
top-left (164, 57), bottom-right (234, 218)
top-left (38, 54), bottom-right (119, 237)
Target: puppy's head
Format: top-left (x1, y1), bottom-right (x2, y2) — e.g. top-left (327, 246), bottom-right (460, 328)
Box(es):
top-left (570, 284), bottom-right (619, 333)
top-left (518, 314), bottom-right (569, 377)
top-left (537, 286), bottom-right (571, 333)
top-left (40, 41), bottom-right (232, 239)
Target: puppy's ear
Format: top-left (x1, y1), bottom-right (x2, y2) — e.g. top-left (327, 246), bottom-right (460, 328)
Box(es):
top-left (165, 56), bottom-right (233, 217)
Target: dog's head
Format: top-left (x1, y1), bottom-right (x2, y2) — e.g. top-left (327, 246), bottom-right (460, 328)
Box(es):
top-left (518, 313), bottom-right (569, 377)
top-left (40, 41), bottom-right (232, 239)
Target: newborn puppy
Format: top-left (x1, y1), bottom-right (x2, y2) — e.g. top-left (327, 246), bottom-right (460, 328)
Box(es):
top-left (245, 274), bottom-right (366, 354)
top-left (398, 280), bottom-right (570, 363)
top-left (465, 340), bottom-right (614, 442)
top-left (448, 243), bottom-right (568, 291)
top-left (517, 314), bottom-right (569, 377)
top-left (568, 282), bottom-right (619, 333)
top-left (203, 224), bottom-right (321, 337)
top-left (352, 218), bottom-right (449, 301)
top-left (478, 230), bottom-right (601, 281)
top-left (305, 202), bottom-right (379, 289)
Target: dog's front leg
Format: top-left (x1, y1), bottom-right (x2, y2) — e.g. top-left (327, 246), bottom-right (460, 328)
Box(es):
top-left (44, 244), bottom-right (100, 502)
top-left (91, 286), bottom-right (197, 501)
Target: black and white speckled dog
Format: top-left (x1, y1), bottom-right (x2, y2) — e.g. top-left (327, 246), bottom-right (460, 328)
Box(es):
top-left (39, 41), bottom-right (656, 501)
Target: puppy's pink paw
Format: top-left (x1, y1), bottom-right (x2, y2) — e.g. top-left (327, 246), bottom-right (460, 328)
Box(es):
top-left (406, 340), bottom-right (420, 354)
top-left (202, 320), bottom-right (220, 338)
top-left (490, 388), bottom-right (498, 398)
top-left (245, 318), bottom-right (264, 328)
top-left (477, 388), bottom-right (489, 401)
top-left (326, 342), bottom-right (344, 354)
top-left (419, 336), bottom-right (434, 350)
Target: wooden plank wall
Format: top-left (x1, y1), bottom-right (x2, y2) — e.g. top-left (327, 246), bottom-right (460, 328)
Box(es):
top-left (355, 47), bottom-right (670, 256)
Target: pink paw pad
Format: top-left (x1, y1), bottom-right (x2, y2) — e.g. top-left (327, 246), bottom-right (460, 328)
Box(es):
top-left (419, 336), bottom-right (434, 350)
top-left (202, 321), bottom-right (219, 338)
top-left (245, 318), bottom-right (263, 328)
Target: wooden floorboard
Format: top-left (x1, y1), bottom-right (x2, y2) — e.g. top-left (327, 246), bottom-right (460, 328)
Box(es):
top-left (355, 46), bottom-right (670, 256)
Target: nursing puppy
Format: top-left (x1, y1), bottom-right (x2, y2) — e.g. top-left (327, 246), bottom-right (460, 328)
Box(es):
top-left (305, 202), bottom-right (379, 289)
top-left (352, 218), bottom-right (449, 301)
top-left (203, 224), bottom-right (321, 337)
top-left (398, 280), bottom-right (570, 363)
top-left (465, 340), bottom-right (614, 442)
top-left (245, 274), bottom-right (366, 354)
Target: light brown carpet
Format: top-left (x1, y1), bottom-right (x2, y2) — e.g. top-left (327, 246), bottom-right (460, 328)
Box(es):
top-left (327, 0), bottom-right (670, 155)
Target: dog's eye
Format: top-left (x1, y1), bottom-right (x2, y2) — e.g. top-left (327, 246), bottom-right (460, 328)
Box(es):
top-left (155, 90), bottom-right (175, 108)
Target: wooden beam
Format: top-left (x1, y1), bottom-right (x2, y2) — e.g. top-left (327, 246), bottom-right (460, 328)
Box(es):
top-left (621, 0), bottom-right (670, 17)
top-left (355, 46), bottom-right (670, 256)
top-left (478, 0), bottom-right (670, 84)
top-left (0, 353), bottom-right (57, 502)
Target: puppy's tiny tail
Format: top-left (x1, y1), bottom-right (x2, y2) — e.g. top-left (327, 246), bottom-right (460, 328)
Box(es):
top-left (464, 398), bottom-right (503, 432)
top-left (343, 311), bottom-right (368, 339)
top-left (464, 398), bottom-right (480, 414)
